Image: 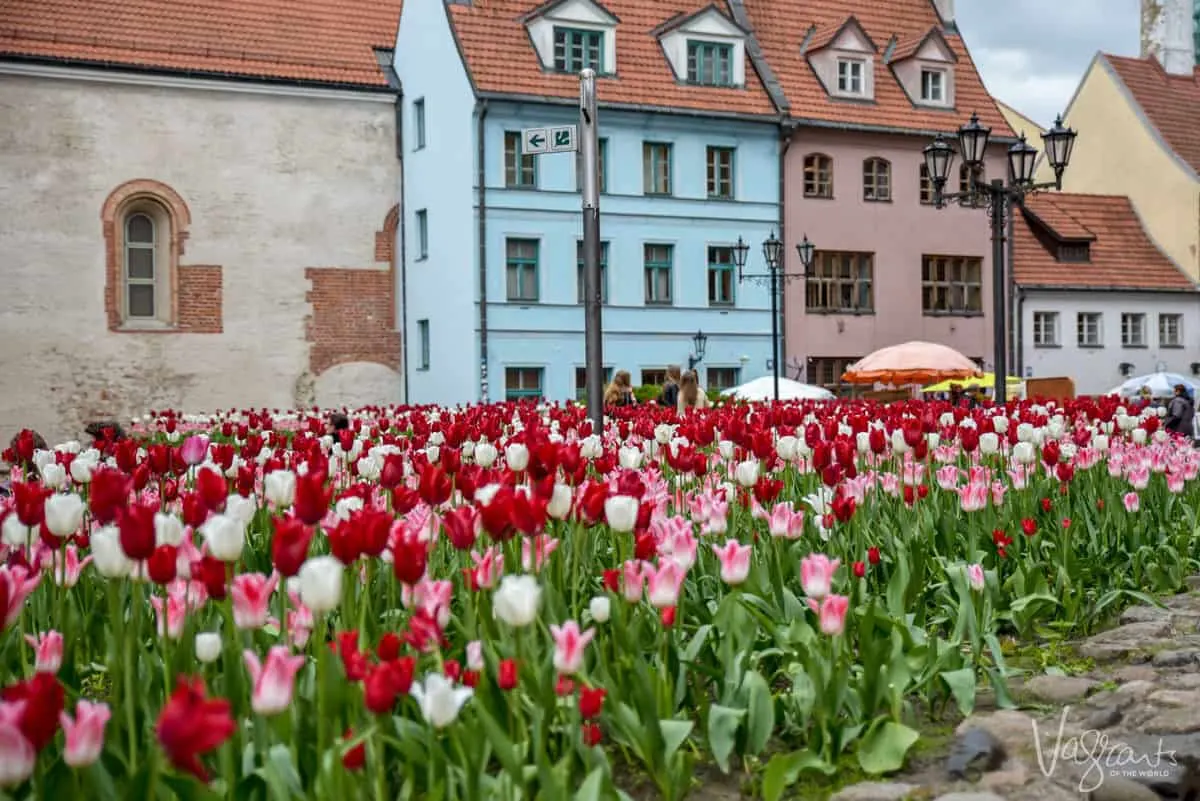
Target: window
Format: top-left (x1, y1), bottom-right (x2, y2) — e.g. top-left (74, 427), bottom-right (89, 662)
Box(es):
top-left (1121, 313), bottom-right (1147, 347)
top-left (553, 27), bottom-right (603, 73)
top-left (921, 256), bottom-right (983, 315)
top-left (920, 69), bottom-right (945, 103)
top-left (643, 143), bottom-right (673, 195)
top-left (505, 367), bottom-right (544, 401)
top-left (1160, 313), bottom-right (1184, 347)
top-left (1058, 244), bottom-right (1090, 262)
top-left (1077, 312), bottom-right (1103, 347)
top-left (919, 164), bottom-right (934, 205)
top-left (806, 251), bottom-right (873, 312)
top-left (415, 209), bottom-right (428, 260)
top-left (641, 369), bottom-right (668, 386)
top-left (707, 367), bottom-right (740, 392)
top-left (687, 41), bottom-right (733, 86)
top-left (707, 146), bottom-right (735, 199)
top-left (809, 357), bottom-right (860, 391)
top-left (576, 137), bottom-right (608, 193)
top-left (413, 98), bottom-right (426, 150)
top-left (803, 154), bottom-right (833, 198)
top-left (644, 244), bottom-right (673, 305)
top-left (417, 319), bottom-right (430, 370)
top-left (957, 164), bottom-right (985, 208)
top-left (575, 367), bottom-right (614, 400)
top-left (576, 241), bottom-right (609, 304)
top-left (505, 238), bottom-right (539, 302)
top-left (1032, 311), bottom-right (1060, 347)
top-left (504, 131), bottom-right (536, 188)
top-left (707, 246), bottom-right (735, 306)
top-left (862, 158), bottom-right (891, 201)
top-left (836, 58), bottom-right (864, 95)
top-left (123, 211), bottom-right (159, 319)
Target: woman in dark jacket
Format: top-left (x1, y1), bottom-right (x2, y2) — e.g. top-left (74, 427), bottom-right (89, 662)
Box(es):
top-left (1165, 384), bottom-right (1196, 438)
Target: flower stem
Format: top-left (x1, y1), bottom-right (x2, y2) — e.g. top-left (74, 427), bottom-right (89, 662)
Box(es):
top-left (125, 583), bottom-right (140, 773)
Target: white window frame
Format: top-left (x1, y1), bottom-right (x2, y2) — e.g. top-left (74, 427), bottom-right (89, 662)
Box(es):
top-left (119, 202), bottom-right (174, 328)
top-left (836, 58), bottom-right (865, 96)
top-left (1031, 311), bottom-right (1060, 347)
top-left (1159, 313), bottom-right (1184, 347)
top-left (920, 68), bottom-right (946, 104)
top-left (1121, 312), bottom-right (1147, 347)
top-left (1076, 312), bottom-right (1103, 347)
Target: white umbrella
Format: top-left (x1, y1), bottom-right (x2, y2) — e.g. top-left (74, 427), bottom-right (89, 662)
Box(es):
top-left (722, 376), bottom-right (835, 402)
top-left (1107, 372), bottom-right (1199, 398)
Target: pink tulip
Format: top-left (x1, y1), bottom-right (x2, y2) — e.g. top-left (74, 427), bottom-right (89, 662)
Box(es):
top-left (799, 554), bottom-right (840, 600)
top-left (466, 640), bottom-right (484, 671)
top-left (807, 595), bottom-right (850, 636)
top-left (621, 560), bottom-right (645, 603)
top-left (957, 481), bottom-right (988, 513)
top-left (0, 566), bottom-right (40, 629)
top-left (180, 435), bottom-right (210, 466)
top-left (767, 503), bottom-right (804, 539)
top-left (231, 572), bottom-right (280, 630)
top-left (549, 620), bottom-right (595, 675)
top-left (403, 578), bottom-right (453, 629)
top-left (645, 560), bottom-right (685, 609)
top-left (285, 590), bottom-right (314, 649)
top-left (1123, 491), bottom-right (1140, 513)
top-left (0, 700), bottom-right (35, 787)
top-left (244, 646), bottom-right (306, 716)
top-left (150, 593), bottom-right (187, 640)
top-left (51, 546), bottom-right (92, 588)
top-left (60, 700), bottom-right (111, 767)
top-left (966, 563), bottom-right (986, 591)
top-left (521, 535), bottom-right (559, 572)
top-left (711, 540), bottom-right (752, 585)
top-left (24, 631), bottom-right (63, 674)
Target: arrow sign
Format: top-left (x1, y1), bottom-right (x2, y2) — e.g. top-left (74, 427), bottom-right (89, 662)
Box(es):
top-left (522, 127), bottom-right (548, 155)
top-left (549, 125), bottom-right (578, 152)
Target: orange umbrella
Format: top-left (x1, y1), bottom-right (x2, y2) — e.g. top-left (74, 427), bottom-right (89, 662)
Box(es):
top-left (841, 341), bottom-right (983, 386)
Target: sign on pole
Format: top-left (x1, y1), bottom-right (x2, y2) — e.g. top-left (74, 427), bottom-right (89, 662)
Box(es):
top-left (522, 127), bottom-right (548, 155)
top-left (549, 125), bottom-right (578, 152)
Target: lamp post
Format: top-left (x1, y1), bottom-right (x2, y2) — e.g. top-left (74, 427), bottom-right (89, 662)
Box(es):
top-left (734, 231), bottom-right (815, 402)
top-left (687, 330), bottom-right (708, 371)
top-left (923, 112), bottom-right (1077, 406)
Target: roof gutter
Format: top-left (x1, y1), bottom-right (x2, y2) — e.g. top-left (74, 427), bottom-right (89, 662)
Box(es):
top-left (787, 113), bottom-right (1020, 143)
top-left (476, 98), bottom-right (490, 402)
top-left (1015, 284), bottom-right (1200, 294)
top-left (778, 119), bottom-right (796, 373)
top-left (476, 91), bottom-right (779, 125)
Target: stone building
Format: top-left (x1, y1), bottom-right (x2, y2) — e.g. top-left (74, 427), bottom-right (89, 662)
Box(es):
top-left (0, 0), bottom-right (404, 442)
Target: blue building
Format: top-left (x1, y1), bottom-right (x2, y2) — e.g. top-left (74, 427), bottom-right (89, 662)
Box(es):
top-left (394, 0), bottom-right (786, 404)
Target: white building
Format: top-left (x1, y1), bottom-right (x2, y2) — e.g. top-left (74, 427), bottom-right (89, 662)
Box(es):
top-left (1014, 192), bottom-right (1200, 395)
top-left (0, 1), bottom-right (403, 442)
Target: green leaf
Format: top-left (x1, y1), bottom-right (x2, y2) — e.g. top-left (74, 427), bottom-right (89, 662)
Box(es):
top-left (706, 705), bottom-right (745, 773)
top-left (86, 761), bottom-right (122, 801)
top-left (760, 749), bottom-right (829, 801)
top-left (659, 719), bottom-right (694, 765)
top-left (741, 669), bottom-right (775, 755)
top-left (857, 720), bottom-right (920, 774)
top-left (573, 767), bottom-right (606, 801)
top-left (940, 668), bottom-right (978, 717)
top-left (474, 704), bottom-right (524, 780)
top-left (257, 745), bottom-right (304, 800)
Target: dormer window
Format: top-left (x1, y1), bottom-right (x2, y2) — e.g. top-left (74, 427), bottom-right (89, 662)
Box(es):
top-left (1059, 243), bottom-right (1090, 262)
top-left (687, 41), bottom-right (733, 86)
top-left (554, 27), bottom-right (604, 73)
top-left (920, 69), bottom-right (945, 103)
top-left (837, 58), bottom-right (865, 96)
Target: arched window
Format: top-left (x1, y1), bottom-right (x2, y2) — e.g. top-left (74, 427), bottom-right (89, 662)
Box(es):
top-left (862, 157), bottom-right (891, 201)
top-left (803, 154), bottom-right (833, 198)
top-left (123, 212), bottom-right (158, 318)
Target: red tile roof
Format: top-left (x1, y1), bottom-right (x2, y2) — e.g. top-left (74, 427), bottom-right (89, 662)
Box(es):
top-left (1013, 193), bottom-right (1195, 291)
top-left (741, 0), bottom-right (1012, 135)
top-left (1104, 54), bottom-right (1200, 174)
top-left (0, 0), bottom-right (401, 89)
top-left (445, 0), bottom-right (778, 116)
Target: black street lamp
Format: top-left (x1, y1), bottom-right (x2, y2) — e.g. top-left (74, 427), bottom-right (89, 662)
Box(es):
top-left (734, 231), bottom-right (815, 401)
top-left (923, 112), bottom-right (1077, 406)
top-left (687, 330), bottom-right (707, 370)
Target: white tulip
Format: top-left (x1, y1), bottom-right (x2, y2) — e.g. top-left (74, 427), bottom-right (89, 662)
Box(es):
top-left (474, 442), bottom-right (497, 468)
top-left (40, 463), bottom-right (66, 490)
top-left (195, 632), bottom-right (222, 664)
top-left (1, 515), bottom-right (30, 548)
top-left (1011, 442), bottom-right (1036, 465)
top-left (43, 494), bottom-right (84, 538)
top-left (588, 595), bottom-right (611, 624)
top-left (474, 484), bottom-right (502, 507)
top-left (410, 673), bottom-right (473, 729)
top-left (154, 513), bottom-right (185, 547)
top-left (424, 446), bottom-right (440, 465)
top-left (225, 494), bottom-right (257, 526)
top-left (978, 433), bottom-right (1000, 455)
top-left (334, 496), bottom-right (363, 521)
top-left (69, 458), bottom-right (94, 484)
top-left (717, 440), bottom-right (734, 460)
top-left (891, 429), bottom-right (910, 454)
top-left (733, 459), bottom-right (760, 488)
top-left (264, 470), bottom-right (296, 506)
top-left (618, 446), bottom-right (642, 470)
top-left (91, 526), bottom-right (132, 578)
top-left (298, 556), bottom-right (343, 614)
top-left (199, 514), bottom-right (246, 562)
top-left (429, 431), bottom-right (445, 446)
top-left (1092, 435), bottom-right (1110, 453)
top-left (505, 443), bottom-right (529, 472)
top-left (654, 424), bottom-right (675, 445)
top-left (546, 483), bottom-right (573, 520)
top-left (579, 436), bottom-right (603, 460)
top-left (492, 575), bottom-right (542, 628)
top-left (991, 415), bottom-right (1009, 434)
top-left (603, 495), bottom-right (639, 533)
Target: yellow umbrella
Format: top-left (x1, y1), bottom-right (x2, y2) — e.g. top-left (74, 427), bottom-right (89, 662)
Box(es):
top-left (921, 373), bottom-right (1022, 394)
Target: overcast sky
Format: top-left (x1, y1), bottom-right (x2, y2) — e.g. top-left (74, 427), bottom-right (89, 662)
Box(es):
top-left (955, 0), bottom-right (1142, 127)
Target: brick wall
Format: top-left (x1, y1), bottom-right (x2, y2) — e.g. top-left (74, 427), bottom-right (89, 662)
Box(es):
top-left (177, 265), bottom-right (223, 333)
top-left (305, 267), bottom-right (401, 375)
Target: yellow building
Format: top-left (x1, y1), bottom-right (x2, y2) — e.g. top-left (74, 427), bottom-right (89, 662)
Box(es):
top-left (995, 100), bottom-right (1045, 143)
top-left (1037, 52), bottom-right (1200, 281)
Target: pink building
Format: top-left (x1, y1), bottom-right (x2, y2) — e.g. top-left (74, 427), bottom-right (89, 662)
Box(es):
top-left (743, 0), bottom-right (1015, 390)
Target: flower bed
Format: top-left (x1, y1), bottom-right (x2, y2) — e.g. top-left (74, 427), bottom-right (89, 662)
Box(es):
top-left (0, 397), bottom-right (1197, 800)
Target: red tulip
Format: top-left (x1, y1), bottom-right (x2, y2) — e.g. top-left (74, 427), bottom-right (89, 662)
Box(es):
top-left (155, 677), bottom-right (235, 781)
top-left (271, 516), bottom-right (313, 577)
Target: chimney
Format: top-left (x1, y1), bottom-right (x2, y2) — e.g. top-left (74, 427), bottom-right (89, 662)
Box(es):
top-left (1142, 0), bottom-right (1196, 75)
top-left (933, 0), bottom-right (955, 28)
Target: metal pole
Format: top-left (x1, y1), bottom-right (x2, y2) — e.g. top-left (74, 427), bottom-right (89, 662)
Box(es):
top-left (770, 265), bottom-right (780, 402)
top-left (990, 179), bottom-right (1007, 407)
top-left (579, 69), bottom-right (604, 433)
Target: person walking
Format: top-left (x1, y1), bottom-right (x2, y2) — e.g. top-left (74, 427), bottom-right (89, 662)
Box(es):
top-left (603, 370), bottom-right (637, 407)
top-left (677, 370), bottom-right (710, 413)
top-left (1165, 383), bottom-right (1195, 439)
top-left (660, 365), bottom-right (682, 409)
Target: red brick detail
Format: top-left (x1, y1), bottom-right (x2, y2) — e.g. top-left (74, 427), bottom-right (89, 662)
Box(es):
top-left (305, 268), bottom-right (400, 375)
top-left (375, 204), bottom-right (399, 263)
top-left (100, 179), bottom-right (223, 334)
